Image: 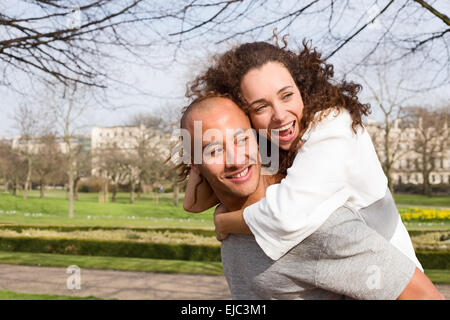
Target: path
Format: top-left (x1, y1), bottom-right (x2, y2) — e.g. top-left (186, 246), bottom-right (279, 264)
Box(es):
top-left (0, 264), bottom-right (449, 300)
top-left (0, 264), bottom-right (231, 300)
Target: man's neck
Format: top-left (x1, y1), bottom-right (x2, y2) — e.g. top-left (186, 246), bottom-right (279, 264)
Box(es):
top-left (215, 175), bottom-right (272, 211)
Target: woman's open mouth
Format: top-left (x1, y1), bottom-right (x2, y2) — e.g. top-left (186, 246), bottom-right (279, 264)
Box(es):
top-left (271, 120), bottom-right (296, 142)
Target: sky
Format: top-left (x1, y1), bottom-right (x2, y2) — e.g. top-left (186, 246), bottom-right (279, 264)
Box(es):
top-left (0, 0), bottom-right (449, 138)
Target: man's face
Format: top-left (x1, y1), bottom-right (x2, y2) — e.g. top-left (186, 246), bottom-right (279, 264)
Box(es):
top-left (187, 97), bottom-right (261, 199)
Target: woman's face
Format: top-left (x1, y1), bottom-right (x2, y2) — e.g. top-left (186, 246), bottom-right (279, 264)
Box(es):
top-left (240, 61), bottom-right (304, 151)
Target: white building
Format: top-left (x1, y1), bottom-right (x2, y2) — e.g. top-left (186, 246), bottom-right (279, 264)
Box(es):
top-left (365, 117), bottom-right (449, 186)
top-left (90, 124), bottom-right (175, 177)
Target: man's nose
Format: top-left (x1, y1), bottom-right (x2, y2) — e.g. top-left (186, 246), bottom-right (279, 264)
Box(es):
top-left (225, 145), bottom-right (247, 167)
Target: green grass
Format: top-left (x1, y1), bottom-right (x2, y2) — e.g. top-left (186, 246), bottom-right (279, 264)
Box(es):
top-left (1, 191), bottom-right (448, 230)
top-left (0, 191), bottom-right (214, 228)
top-left (404, 222), bottom-right (450, 231)
top-left (424, 269), bottom-right (450, 284)
top-left (394, 194), bottom-right (450, 207)
top-left (0, 290), bottom-right (103, 300)
top-left (0, 251), bottom-right (224, 275)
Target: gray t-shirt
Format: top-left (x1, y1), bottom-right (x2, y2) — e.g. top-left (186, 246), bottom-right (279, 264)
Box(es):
top-left (221, 205), bottom-right (416, 300)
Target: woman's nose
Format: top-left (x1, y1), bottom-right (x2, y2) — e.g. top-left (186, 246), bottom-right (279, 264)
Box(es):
top-left (271, 103), bottom-right (284, 123)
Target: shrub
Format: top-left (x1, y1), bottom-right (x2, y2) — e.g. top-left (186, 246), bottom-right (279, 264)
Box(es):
top-left (416, 251), bottom-right (450, 269)
top-left (77, 177), bottom-right (104, 193)
top-left (0, 236), bottom-right (221, 261)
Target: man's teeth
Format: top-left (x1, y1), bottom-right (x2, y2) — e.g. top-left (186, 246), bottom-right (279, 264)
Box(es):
top-left (232, 167), bottom-right (249, 178)
top-left (273, 122), bottom-right (294, 131)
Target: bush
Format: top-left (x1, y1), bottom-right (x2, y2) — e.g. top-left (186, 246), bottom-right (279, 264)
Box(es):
top-left (0, 236), bottom-right (221, 261)
top-left (416, 251), bottom-right (450, 269)
top-left (0, 225), bottom-right (216, 237)
top-left (394, 183), bottom-right (450, 195)
top-left (77, 177), bottom-right (104, 193)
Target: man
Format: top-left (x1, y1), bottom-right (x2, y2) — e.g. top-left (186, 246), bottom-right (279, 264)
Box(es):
top-left (179, 95), bottom-right (443, 300)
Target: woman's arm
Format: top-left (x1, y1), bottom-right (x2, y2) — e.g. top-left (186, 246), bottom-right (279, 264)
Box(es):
top-left (183, 169), bottom-right (219, 213)
top-left (214, 208), bottom-right (252, 241)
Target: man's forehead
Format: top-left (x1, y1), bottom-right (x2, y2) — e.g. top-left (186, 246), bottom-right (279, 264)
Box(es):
top-left (187, 97), bottom-right (250, 131)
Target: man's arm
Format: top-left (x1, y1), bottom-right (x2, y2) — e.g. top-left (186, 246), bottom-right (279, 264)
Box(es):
top-left (398, 268), bottom-right (444, 300)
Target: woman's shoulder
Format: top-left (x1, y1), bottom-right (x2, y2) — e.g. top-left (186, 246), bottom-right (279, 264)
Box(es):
top-left (303, 107), bottom-right (353, 139)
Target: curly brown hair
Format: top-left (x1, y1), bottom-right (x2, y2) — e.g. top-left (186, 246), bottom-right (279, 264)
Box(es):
top-left (187, 39), bottom-right (371, 175)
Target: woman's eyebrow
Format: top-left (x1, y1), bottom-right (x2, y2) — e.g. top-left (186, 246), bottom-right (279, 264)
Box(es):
top-left (277, 85), bottom-right (293, 94)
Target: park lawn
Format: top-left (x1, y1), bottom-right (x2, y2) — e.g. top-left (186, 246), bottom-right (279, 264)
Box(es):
top-left (394, 194), bottom-right (450, 208)
top-left (0, 290), bottom-right (104, 300)
top-left (0, 251), bottom-right (224, 275)
top-left (404, 221), bottom-right (450, 231)
top-left (424, 269), bottom-right (450, 284)
top-left (0, 192), bottom-right (215, 228)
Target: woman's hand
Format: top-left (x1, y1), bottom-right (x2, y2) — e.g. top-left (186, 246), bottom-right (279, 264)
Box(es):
top-left (214, 203), bottom-right (229, 241)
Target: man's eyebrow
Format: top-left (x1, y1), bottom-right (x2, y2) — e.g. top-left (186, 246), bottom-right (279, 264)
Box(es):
top-left (233, 129), bottom-right (245, 137)
top-left (202, 141), bottom-right (221, 150)
top-left (248, 86), bottom-right (293, 107)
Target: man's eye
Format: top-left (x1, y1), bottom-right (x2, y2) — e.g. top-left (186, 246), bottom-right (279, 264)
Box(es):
top-left (283, 93), bottom-right (293, 100)
top-left (236, 137), bottom-right (247, 145)
top-left (211, 148), bottom-right (223, 155)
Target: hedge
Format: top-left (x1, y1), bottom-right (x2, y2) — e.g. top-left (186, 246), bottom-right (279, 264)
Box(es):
top-left (0, 236), bottom-right (221, 262)
top-left (0, 235), bottom-right (448, 269)
top-left (416, 251), bottom-right (450, 269)
top-left (0, 224), bottom-right (216, 237)
top-left (407, 229), bottom-right (449, 237)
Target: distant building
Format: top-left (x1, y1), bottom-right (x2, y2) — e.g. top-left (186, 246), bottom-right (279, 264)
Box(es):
top-left (90, 124), bottom-right (175, 177)
top-left (365, 117), bottom-right (449, 186)
top-left (10, 134), bottom-right (90, 154)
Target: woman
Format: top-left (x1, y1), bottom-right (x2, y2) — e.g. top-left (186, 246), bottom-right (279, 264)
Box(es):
top-left (184, 39), bottom-right (421, 268)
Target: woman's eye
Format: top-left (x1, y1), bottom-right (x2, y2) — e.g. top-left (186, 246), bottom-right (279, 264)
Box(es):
top-left (283, 93), bottom-right (293, 100)
top-left (255, 105), bottom-right (266, 112)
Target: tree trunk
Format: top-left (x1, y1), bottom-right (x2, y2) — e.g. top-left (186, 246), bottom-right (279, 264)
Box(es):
top-left (73, 177), bottom-right (80, 201)
top-left (130, 181), bottom-right (135, 204)
top-left (173, 182), bottom-right (179, 207)
top-left (40, 182), bottom-right (45, 198)
top-left (68, 163), bottom-right (74, 218)
top-left (68, 175), bottom-right (74, 218)
top-left (386, 172), bottom-right (394, 194)
top-left (12, 179), bottom-right (18, 196)
top-left (23, 156), bottom-right (32, 200)
top-left (137, 182), bottom-right (141, 201)
top-left (104, 179), bottom-right (109, 203)
top-left (423, 171), bottom-right (432, 197)
top-left (111, 183), bottom-right (117, 202)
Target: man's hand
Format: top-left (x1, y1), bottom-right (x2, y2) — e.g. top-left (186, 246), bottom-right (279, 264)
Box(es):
top-left (214, 203), bottom-right (229, 242)
top-left (183, 169), bottom-right (219, 213)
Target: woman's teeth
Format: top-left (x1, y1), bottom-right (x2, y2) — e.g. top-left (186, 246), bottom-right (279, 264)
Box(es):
top-left (274, 122), bottom-right (294, 131)
top-left (272, 121), bottom-right (295, 133)
top-left (232, 167), bottom-right (249, 178)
